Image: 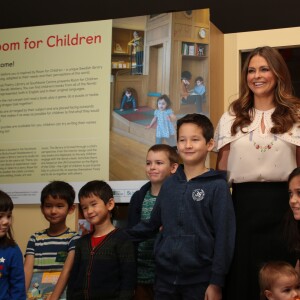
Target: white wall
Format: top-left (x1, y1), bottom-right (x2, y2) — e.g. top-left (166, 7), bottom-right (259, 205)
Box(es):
top-left (223, 26), bottom-right (300, 111)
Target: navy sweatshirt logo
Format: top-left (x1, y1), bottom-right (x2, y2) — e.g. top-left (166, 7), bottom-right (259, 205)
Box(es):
top-left (192, 189), bottom-right (205, 201)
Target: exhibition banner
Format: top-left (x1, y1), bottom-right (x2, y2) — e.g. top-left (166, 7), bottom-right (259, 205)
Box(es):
top-left (0, 20), bottom-right (112, 203)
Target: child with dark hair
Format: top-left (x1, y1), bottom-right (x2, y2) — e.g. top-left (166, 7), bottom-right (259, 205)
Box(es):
top-left (0, 190), bottom-right (26, 300)
top-left (146, 94), bottom-right (177, 146)
top-left (180, 70), bottom-right (192, 104)
top-left (120, 88), bottom-right (138, 111)
top-left (284, 167), bottom-right (300, 274)
top-left (128, 113), bottom-right (235, 300)
top-left (67, 180), bottom-right (136, 300)
top-left (24, 181), bottom-right (79, 300)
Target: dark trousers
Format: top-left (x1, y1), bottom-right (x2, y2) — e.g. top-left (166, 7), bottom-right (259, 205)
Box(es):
top-left (223, 182), bottom-right (296, 300)
top-left (154, 277), bottom-right (208, 300)
top-left (133, 284), bottom-right (154, 300)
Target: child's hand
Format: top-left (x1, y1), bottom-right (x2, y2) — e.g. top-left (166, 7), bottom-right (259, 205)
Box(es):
top-left (145, 125), bottom-right (151, 129)
top-left (204, 284), bottom-right (222, 300)
top-left (169, 114), bottom-right (177, 122)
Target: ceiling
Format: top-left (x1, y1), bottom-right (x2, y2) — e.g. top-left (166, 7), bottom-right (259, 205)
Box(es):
top-left (1, 0), bottom-right (300, 33)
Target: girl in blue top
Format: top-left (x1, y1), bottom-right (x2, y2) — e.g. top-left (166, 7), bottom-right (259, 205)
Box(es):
top-left (0, 190), bottom-right (26, 300)
top-left (146, 94), bottom-right (176, 146)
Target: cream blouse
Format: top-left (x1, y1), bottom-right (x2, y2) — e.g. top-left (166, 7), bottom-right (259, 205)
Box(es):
top-left (214, 108), bottom-right (300, 183)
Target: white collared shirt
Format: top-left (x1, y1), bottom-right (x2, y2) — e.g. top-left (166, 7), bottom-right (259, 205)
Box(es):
top-left (214, 108), bottom-right (300, 183)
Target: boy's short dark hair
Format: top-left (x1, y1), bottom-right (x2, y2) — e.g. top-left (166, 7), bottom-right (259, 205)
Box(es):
top-left (147, 144), bottom-right (179, 165)
top-left (176, 113), bottom-right (214, 142)
top-left (41, 181), bottom-right (75, 208)
top-left (78, 180), bottom-right (113, 204)
top-left (181, 70), bottom-right (192, 80)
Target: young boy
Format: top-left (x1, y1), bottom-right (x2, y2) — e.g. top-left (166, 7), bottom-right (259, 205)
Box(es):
top-left (67, 180), bottom-right (136, 300)
top-left (127, 113), bottom-right (236, 300)
top-left (259, 261), bottom-right (300, 300)
top-left (193, 76), bottom-right (206, 113)
top-left (24, 181), bottom-right (79, 300)
top-left (127, 144), bottom-right (179, 300)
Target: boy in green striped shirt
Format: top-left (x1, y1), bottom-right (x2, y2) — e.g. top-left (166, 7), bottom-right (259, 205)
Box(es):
top-left (24, 181), bottom-right (79, 300)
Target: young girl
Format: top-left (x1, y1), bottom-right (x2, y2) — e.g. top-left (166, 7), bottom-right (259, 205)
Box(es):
top-left (0, 190), bottom-right (26, 300)
top-left (146, 94), bottom-right (176, 146)
top-left (259, 261), bottom-right (300, 300)
top-left (285, 167), bottom-right (300, 271)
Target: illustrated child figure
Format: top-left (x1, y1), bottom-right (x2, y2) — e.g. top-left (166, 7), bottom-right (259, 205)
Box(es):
top-left (67, 180), bottom-right (136, 300)
top-left (146, 94), bottom-right (177, 147)
top-left (120, 88), bottom-right (138, 111)
top-left (31, 282), bottom-right (41, 297)
top-left (127, 144), bottom-right (179, 300)
top-left (180, 70), bottom-right (192, 104)
top-left (0, 190), bottom-right (26, 300)
top-left (128, 31), bottom-right (144, 74)
top-left (24, 181), bottom-right (79, 300)
top-left (193, 76), bottom-right (206, 113)
top-left (128, 113), bottom-right (236, 300)
top-left (259, 261), bottom-right (300, 300)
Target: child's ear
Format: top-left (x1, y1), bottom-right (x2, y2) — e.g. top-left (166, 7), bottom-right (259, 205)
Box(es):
top-left (207, 138), bottom-right (214, 151)
top-left (170, 163), bottom-right (179, 174)
top-left (264, 290), bottom-right (273, 300)
top-left (107, 198), bottom-right (115, 211)
top-left (68, 204), bottom-right (76, 215)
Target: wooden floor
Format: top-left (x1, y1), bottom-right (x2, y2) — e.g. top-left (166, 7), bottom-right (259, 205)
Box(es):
top-left (109, 130), bottom-right (149, 180)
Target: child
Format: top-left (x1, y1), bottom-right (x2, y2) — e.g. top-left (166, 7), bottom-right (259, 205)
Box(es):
top-left (146, 94), bottom-right (177, 147)
top-left (24, 181), bottom-right (79, 300)
top-left (180, 70), bottom-right (192, 104)
top-left (128, 113), bottom-right (236, 299)
top-left (193, 76), bottom-right (206, 113)
top-left (120, 88), bottom-right (138, 111)
top-left (194, 76), bottom-right (206, 96)
top-left (0, 190), bottom-right (26, 300)
top-left (128, 31), bottom-right (144, 74)
top-left (67, 180), bottom-right (136, 300)
top-left (259, 261), bottom-right (300, 300)
top-left (127, 144), bottom-right (179, 300)
top-left (284, 167), bottom-right (300, 272)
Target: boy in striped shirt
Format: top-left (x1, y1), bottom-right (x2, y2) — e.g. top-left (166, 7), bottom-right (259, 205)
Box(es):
top-left (24, 181), bottom-right (79, 300)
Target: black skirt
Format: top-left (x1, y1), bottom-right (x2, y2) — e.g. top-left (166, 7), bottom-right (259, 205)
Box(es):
top-left (224, 182), bottom-right (296, 300)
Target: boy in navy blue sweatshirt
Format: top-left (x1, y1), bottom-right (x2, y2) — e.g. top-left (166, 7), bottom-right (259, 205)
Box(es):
top-left (127, 113), bottom-right (236, 300)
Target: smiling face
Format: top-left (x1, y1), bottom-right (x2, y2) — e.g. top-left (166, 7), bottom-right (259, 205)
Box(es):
top-left (145, 150), bottom-right (177, 186)
top-left (177, 123), bottom-right (213, 166)
top-left (0, 211), bottom-right (12, 238)
top-left (41, 196), bottom-right (72, 226)
top-left (80, 194), bottom-right (114, 226)
top-left (247, 54), bottom-right (277, 100)
top-left (265, 274), bottom-right (300, 300)
top-left (288, 175), bottom-right (300, 220)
